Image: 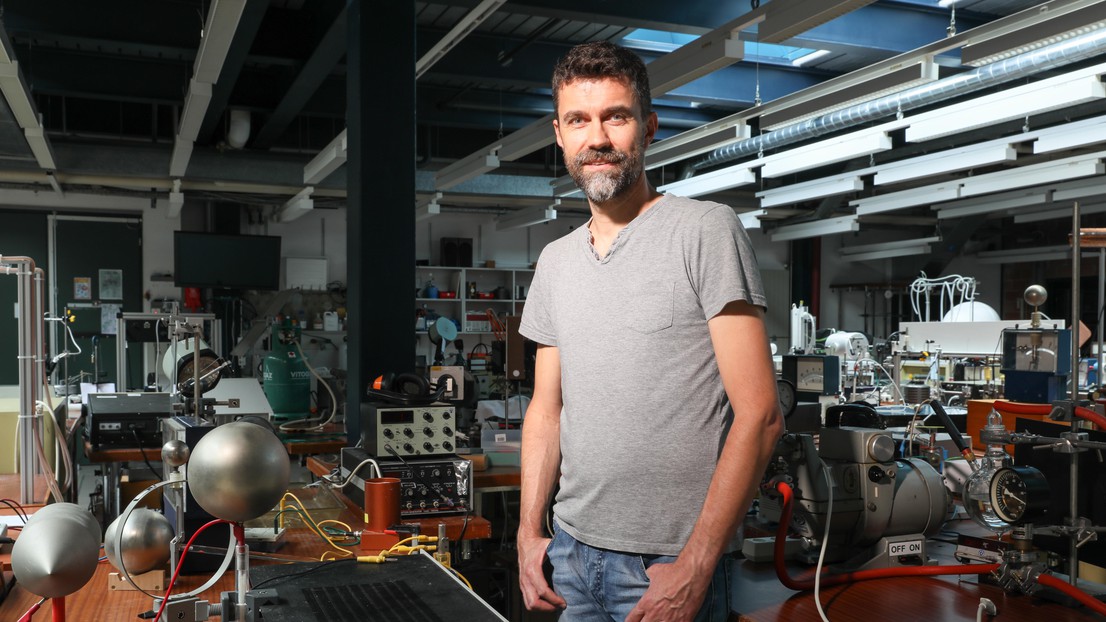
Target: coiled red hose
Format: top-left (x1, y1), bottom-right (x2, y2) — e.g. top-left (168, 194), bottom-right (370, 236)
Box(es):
top-left (772, 481), bottom-right (999, 590)
top-left (1036, 573), bottom-right (1106, 616)
top-left (993, 400), bottom-right (1106, 430)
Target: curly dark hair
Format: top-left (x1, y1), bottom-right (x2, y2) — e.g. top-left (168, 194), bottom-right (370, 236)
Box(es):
top-left (551, 41), bottom-right (652, 120)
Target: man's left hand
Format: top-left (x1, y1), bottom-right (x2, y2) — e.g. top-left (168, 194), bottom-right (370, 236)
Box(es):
top-left (625, 560), bottom-right (709, 622)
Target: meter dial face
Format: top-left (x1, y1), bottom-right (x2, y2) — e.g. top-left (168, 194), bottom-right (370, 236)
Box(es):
top-left (776, 378), bottom-right (797, 419)
top-left (795, 359), bottom-right (825, 392)
top-left (989, 465), bottom-right (1050, 525)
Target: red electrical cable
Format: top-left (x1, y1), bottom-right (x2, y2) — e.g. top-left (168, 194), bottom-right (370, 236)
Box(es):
top-left (993, 400), bottom-right (1106, 430)
top-left (153, 519), bottom-right (232, 622)
top-left (17, 597), bottom-right (45, 622)
top-left (772, 481), bottom-right (999, 591)
top-left (1036, 573), bottom-right (1106, 616)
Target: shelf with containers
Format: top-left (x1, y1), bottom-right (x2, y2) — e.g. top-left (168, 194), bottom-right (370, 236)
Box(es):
top-left (414, 265), bottom-right (533, 366)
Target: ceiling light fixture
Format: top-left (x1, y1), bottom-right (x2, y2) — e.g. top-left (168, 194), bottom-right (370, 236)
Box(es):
top-left (761, 124), bottom-right (896, 178)
top-left (657, 163), bottom-right (756, 197)
top-left (496, 201), bottom-right (559, 231)
top-left (435, 152), bottom-right (500, 190)
top-left (759, 0), bottom-right (876, 43)
top-left (278, 187), bottom-right (314, 223)
top-left (770, 215), bottom-right (859, 242)
top-left (645, 122), bottom-right (750, 171)
top-left (416, 0), bottom-right (507, 79)
top-left (961, 4), bottom-right (1106, 67)
top-left (193, 0), bottom-right (247, 84)
top-left (791, 49), bottom-right (831, 67)
top-left (839, 236), bottom-right (940, 262)
top-left (738, 209), bottom-right (767, 230)
top-left (958, 151), bottom-right (1105, 198)
top-left (304, 130), bottom-right (347, 185)
top-left (168, 179), bottom-right (184, 218)
top-left (934, 189), bottom-right (1050, 220)
top-left (758, 175), bottom-right (863, 208)
top-left (905, 67), bottom-right (1106, 143)
top-left (874, 142), bottom-right (1017, 186)
top-left (852, 182), bottom-right (961, 216)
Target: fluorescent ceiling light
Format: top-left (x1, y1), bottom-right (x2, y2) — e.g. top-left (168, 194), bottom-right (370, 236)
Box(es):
top-left (792, 49), bottom-right (831, 67)
top-left (1012, 201), bottom-right (1106, 224)
top-left (977, 245), bottom-right (1073, 264)
top-left (416, 0), bottom-right (506, 79)
top-left (759, 0), bottom-right (876, 43)
top-left (645, 123), bottom-right (750, 170)
top-left (762, 59), bottom-right (938, 131)
top-left (874, 142), bottom-right (1017, 186)
top-left (905, 69), bottom-right (1106, 143)
top-left (1033, 117), bottom-right (1106, 154)
top-left (961, 4), bottom-right (1106, 67)
top-left (839, 236), bottom-right (939, 262)
top-left (279, 187), bottom-right (314, 223)
top-left (1052, 176), bottom-right (1106, 202)
top-left (436, 153), bottom-right (500, 190)
top-left (646, 33), bottom-right (744, 96)
top-left (958, 152), bottom-right (1106, 198)
top-left (193, 0), bottom-right (247, 84)
top-left (852, 182), bottom-right (961, 216)
top-left (658, 163), bottom-right (756, 197)
top-left (496, 201), bottom-right (558, 231)
top-left (498, 116), bottom-right (555, 162)
top-left (177, 80), bottom-right (213, 143)
top-left (23, 127), bottom-right (55, 170)
top-left (169, 139), bottom-right (194, 178)
top-left (0, 62), bottom-right (38, 128)
top-left (770, 216), bottom-right (858, 242)
top-left (551, 174), bottom-right (582, 198)
top-left (757, 175), bottom-right (862, 208)
top-left (762, 126), bottom-right (894, 178)
top-left (738, 209), bottom-right (767, 230)
top-left (938, 0), bottom-right (961, 7)
top-left (304, 129), bottom-right (347, 184)
top-left (934, 188), bottom-right (1049, 220)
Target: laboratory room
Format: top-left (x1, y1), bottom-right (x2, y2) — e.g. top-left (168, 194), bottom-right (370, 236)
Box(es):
top-left (6, 1), bottom-right (1106, 621)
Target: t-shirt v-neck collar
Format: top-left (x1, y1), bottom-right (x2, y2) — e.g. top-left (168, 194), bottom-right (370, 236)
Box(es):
top-left (582, 195), bottom-right (669, 264)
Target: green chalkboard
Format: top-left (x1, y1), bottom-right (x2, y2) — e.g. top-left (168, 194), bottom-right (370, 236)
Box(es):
top-left (54, 217), bottom-right (143, 389)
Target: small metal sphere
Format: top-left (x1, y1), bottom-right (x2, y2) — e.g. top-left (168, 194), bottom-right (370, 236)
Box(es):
top-left (188, 421), bottom-right (290, 522)
top-left (104, 508), bottom-right (174, 575)
top-left (161, 439), bottom-right (191, 468)
top-left (11, 503), bottom-right (100, 598)
top-left (1024, 284), bottom-right (1048, 308)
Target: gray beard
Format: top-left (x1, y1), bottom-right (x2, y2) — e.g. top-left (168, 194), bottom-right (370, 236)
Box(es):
top-left (567, 144), bottom-right (644, 204)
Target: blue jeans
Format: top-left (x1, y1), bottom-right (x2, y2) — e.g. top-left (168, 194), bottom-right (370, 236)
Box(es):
top-left (546, 525), bottom-right (732, 622)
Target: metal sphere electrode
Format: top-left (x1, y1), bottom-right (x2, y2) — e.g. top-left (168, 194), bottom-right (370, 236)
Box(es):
top-left (187, 420), bottom-right (291, 522)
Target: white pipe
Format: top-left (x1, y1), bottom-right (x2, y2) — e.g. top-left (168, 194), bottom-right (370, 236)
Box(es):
top-left (2, 255), bottom-right (42, 504)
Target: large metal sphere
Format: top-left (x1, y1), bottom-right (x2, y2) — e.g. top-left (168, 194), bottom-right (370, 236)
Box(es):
top-left (162, 439), bottom-right (190, 468)
top-left (187, 421), bottom-right (290, 522)
top-left (104, 508), bottom-right (174, 574)
top-left (1024, 284), bottom-right (1048, 308)
top-left (11, 503), bottom-right (100, 598)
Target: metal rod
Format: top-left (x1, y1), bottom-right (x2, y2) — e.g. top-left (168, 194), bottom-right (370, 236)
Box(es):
top-left (1099, 249), bottom-right (1104, 390)
top-left (1070, 201), bottom-right (1081, 585)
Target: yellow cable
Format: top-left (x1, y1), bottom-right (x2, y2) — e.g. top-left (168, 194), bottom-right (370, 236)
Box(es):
top-left (279, 492), bottom-right (352, 558)
top-left (449, 566), bottom-right (474, 591)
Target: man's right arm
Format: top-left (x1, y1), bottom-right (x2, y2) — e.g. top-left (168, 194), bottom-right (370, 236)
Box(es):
top-left (517, 344), bottom-right (567, 612)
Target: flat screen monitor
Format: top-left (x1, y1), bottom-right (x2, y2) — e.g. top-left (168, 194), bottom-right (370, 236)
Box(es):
top-left (174, 231), bottom-right (281, 290)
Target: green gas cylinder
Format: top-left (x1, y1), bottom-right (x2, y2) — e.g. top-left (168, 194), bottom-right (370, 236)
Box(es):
top-left (262, 320), bottom-right (311, 421)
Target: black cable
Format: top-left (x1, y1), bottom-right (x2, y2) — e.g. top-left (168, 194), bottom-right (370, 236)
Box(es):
top-left (0, 499), bottom-right (29, 522)
top-left (251, 558), bottom-right (357, 590)
top-left (133, 429), bottom-right (163, 482)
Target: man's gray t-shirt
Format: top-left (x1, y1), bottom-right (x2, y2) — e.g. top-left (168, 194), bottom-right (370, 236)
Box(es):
top-left (519, 193), bottom-right (767, 556)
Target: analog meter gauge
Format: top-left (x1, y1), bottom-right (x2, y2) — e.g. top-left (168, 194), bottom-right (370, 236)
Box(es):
top-left (1003, 329), bottom-right (1067, 373)
top-left (988, 465), bottom-right (1050, 525)
top-left (776, 378), bottom-right (797, 419)
top-left (781, 354), bottom-right (840, 398)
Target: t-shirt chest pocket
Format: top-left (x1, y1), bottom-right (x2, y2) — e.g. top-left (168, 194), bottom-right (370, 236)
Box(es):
top-left (616, 279), bottom-right (674, 334)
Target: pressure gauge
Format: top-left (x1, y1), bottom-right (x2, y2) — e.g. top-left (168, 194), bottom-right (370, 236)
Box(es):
top-left (776, 378), bottom-right (797, 419)
top-left (988, 465), bottom-right (1050, 525)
